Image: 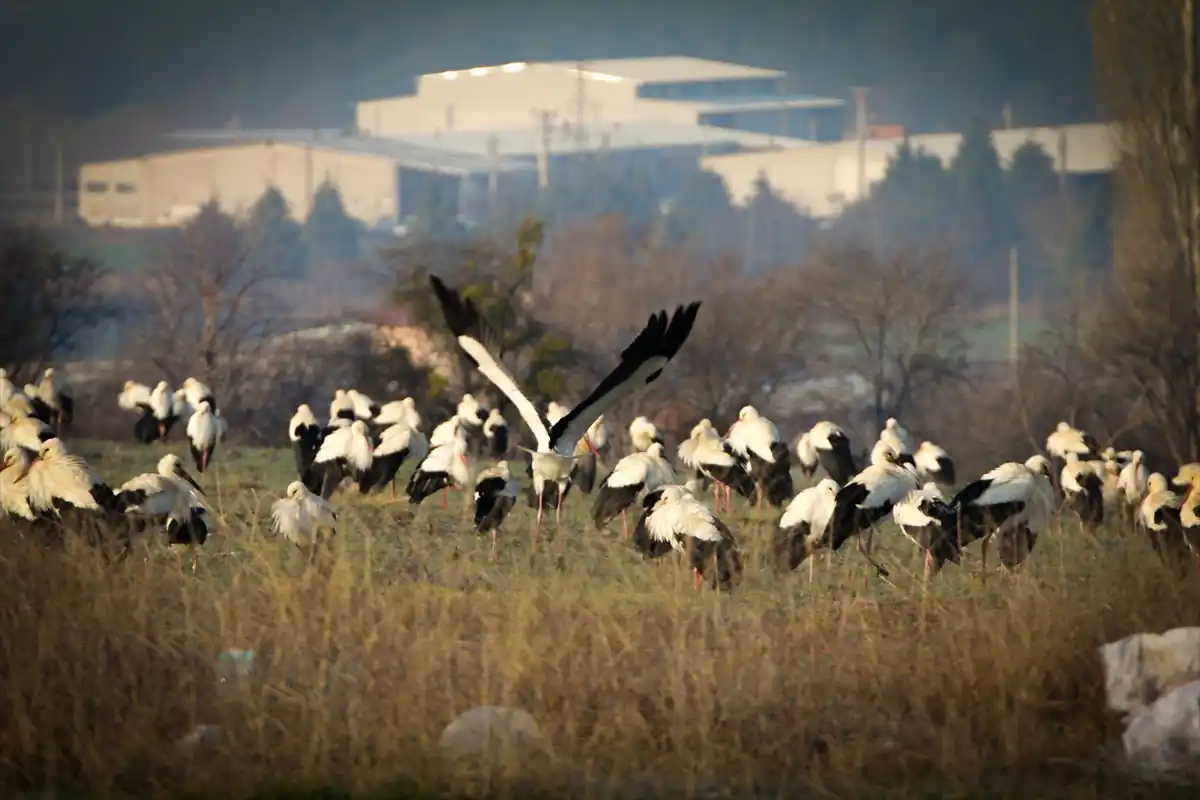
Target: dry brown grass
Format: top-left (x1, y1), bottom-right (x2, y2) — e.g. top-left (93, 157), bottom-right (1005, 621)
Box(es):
top-left (1, 441), bottom-right (1198, 798)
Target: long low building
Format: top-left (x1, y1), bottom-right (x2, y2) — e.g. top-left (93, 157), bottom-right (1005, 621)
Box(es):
top-left (78, 132), bottom-right (534, 228)
top-left (702, 122), bottom-right (1117, 218)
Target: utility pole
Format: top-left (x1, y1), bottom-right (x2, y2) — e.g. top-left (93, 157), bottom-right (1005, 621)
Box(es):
top-left (1008, 246), bottom-right (1020, 367)
top-left (850, 86), bottom-right (871, 201)
top-left (531, 109), bottom-right (556, 189)
top-left (51, 136), bottom-right (63, 226)
top-left (486, 134), bottom-right (499, 223)
top-left (574, 61), bottom-right (588, 146)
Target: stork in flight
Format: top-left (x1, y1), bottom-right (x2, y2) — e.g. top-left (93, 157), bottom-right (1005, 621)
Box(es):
top-left (428, 275), bottom-right (701, 550)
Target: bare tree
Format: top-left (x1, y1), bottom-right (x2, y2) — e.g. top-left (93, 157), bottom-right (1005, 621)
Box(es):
top-left (0, 224), bottom-right (109, 383)
top-left (138, 200), bottom-right (282, 405)
top-left (804, 244), bottom-right (971, 432)
top-left (1091, 0), bottom-right (1200, 460)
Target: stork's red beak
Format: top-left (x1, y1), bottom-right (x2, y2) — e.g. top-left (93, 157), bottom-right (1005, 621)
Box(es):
top-left (586, 438), bottom-right (599, 456)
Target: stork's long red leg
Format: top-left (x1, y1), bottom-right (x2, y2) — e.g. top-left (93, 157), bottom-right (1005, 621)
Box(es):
top-left (534, 493), bottom-right (544, 553)
top-left (441, 487), bottom-right (447, 510)
top-left (693, 567), bottom-right (702, 592)
top-left (192, 550), bottom-right (199, 573)
top-left (176, 550), bottom-right (183, 573)
top-left (724, 484), bottom-right (731, 513)
top-left (923, 550), bottom-right (933, 582)
top-left (390, 479), bottom-right (396, 499)
top-left (490, 530), bottom-right (498, 563)
top-left (620, 508), bottom-right (628, 540)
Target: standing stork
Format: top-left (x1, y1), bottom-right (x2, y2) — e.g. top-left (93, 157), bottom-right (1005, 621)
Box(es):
top-left (0, 369), bottom-right (14, 407)
top-left (632, 483), bottom-right (742, 592)
top-left (407, 432), bottom-right (470, 508)
top-left (1117, 450), bottom-right (1150, 527)
top-left (546, 400), bottom-right (601, 494)
top-left (116, 454), bottom-right (210, 573)
top-left (1139, 473), bottom-right (1197, 577)
top-left (375, 397), bottom-right (421, 430)
top-left (307, 420), bottom-right (374, 499)
top-left (483, 408), bottom-right (509, 459)
top-left (186, 400), bottom-right (226, 474)
top-left (473, 460), bottom-right (519, 562)
top-left (678, 419), bottom-right (754, 512)
top-left (726, 406), bottom-right (792, 511)
top-left (879, 418), bottom-right (912, 457)
top-left (824, 441), bottom-right (920, 579)
top-left (347, 389), bottom-right (380, 421)
top-left (182, 377), bottom-right (216, 413)
top-left (359, 421), bottom-right (428, 498)
top-left (271, 481), bottom-right (338, 564)
top-left (775, 478), bottom-right (838, 581)
top-left (629, 416), bottom-right (664, 453)
top-left (951, 455), bottom-right (1055, 574)
top-left (592, 442), bottom-right (677, 539)
top-left (913, 441), bottom-right (956, 488)
top-left (35, 368), bottom-right (73, 434)
top-left (1046, 421), bottom-right (1100, 465)
top-left (1061, 453), bottom-right (1105, 529)
top-left (795, 421), bottom-right (858, 485)
top-left (329, 390), bottom-right (356, 424)
top-left (891, 483), bottom-right (963, 581)
top-left (288, 404), bottom-right (322, 483)
top-left (428, 274), bottom-right (700, 548)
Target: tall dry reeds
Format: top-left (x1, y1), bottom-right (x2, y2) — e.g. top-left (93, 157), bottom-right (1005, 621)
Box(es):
top-left (0, 522), bottom-right (1197, 797)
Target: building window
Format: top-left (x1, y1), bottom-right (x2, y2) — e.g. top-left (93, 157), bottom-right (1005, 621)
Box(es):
top-left (115, 182), bottom-right (137, 194)
top-left (84, 181), bottom-right (109, 193)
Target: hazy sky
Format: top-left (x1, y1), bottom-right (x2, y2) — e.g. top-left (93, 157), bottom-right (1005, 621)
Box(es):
top-left (1, 0), bottom-right (1096, 131)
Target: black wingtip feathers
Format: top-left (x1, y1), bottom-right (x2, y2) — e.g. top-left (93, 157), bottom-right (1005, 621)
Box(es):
top-left (428, 274), bottom-right (479, 339)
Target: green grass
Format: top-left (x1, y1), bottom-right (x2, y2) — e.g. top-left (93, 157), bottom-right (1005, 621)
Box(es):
top-left (2, 437), bottom-right (1198, 798)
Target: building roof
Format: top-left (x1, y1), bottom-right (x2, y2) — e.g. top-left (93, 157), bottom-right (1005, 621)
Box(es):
top-left (395, 119), bottom-right (814, 157)
top-left (164, 129), bottom-right (536, 175)
top-left (419, 56), bottom-right (785, 85)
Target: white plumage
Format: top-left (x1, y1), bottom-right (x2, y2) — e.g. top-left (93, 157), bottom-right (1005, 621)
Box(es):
top-left (117, 454), bottom-right (206, 519)
top-left (1, 447), bottom-right (35, 520)
top-left (186, 400), bottom-right (226, 473)
top-left (407, 433), bottom-right (471, 506)
top-left (346, 389), bottom-right (378, 420)
top-left (776, 478), bottom-right (839, 578)
top-left (271, 481), bottom-right (338, 561)
top-left (329, 389), bottom-right (356, 423)
top-left (118, 380), bottom-right (153, 412)
top-left (605, 443), bottom-right (677, 492)
top-left (375, 397), bottom-right (421, 430)
top-left (0, 369), bottom-right (14, 407)
top-left (314, 420), bottom-right (374, 474)
top-left (629, 415), bottom-right (664, 453)
top-left (913, 440), bottom-right (955, 486)
top-left (457, 393), bottom-right (488, 427)
top-left (726, 406), bottom-right (780, 463)
top-left (0, 411), bottom-right (51, 453)
top-left (1045, 421), bottom-right (1098, 461)
top-left (24, 438), bottom-right (105, 513)
top-left (182, 377), bottom-right (215, 410)
top-left (430, 416), bottom-right (469, 449)
top-left (636, 484), bottom-right (742, 591)
top-left (1118, 450), bottom-right (1150, 510)
top-left (879, 417), bottom-right (913, 456)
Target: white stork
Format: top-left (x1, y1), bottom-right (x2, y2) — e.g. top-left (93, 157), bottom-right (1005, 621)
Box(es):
top-left (271, 481), bottom-right (338, 563)
top-left (629, 416), bottom-right (664, 453)
top-left (329, 389), bottom-right (356, 424)
top-left (1, 408), bottom-right (52, 454)
top-left (825, 441), bottom-right (920, 578)
top-left (473, 460), bottom-right (519, 562)
top-left (1117, 450), bottom-right (1150, 525)
top-left (182, 377), bottom-right (217, 413)
top-left (794, 421), bottom-right (858, 484)
top-left (1, 447), bottom-right (35, 521)
top-left (913, 440), bottom-right (956, 487)
top-left (891, 482), bottom-right (962, 580)
top-left (33, 368), bottom-right (73, 434)
top-left (375, 397), bottom-right (421, 430)
top-left (186, 400), bottom-right (226, 473)
top-left (591, 442), bottom-right (677, 539)
top-left (631, 483), bottom-right (742, 592)
top-left (775, 478), bottom-right (838, 581)
top-left (677, 418), bottom-right (755, 512)
top-left (950, 455), bottom-right (1054, 573)
top-left (1061, 452), bottom-right (1105, 529)
top-left (407, 430), bottom-right (470, 508)
top-left (483, 408), bottom-right (509, 459)
top-left (726, 405), bottom-right (793, 511)
top-left (347, 389), bottom-right (379, 421)
top-left (307, 420), bottom-right (373, 499)
top-left (360, 421), bottom-right (428, 498)
top-left (429, 274), bottom-right (700, 544)
top-left (116, 453), bottom-right (210, 572)
top-left (879, 417), bottom-right (913, 457)
top-left (1046, 421), bottom-right (1099, 463)
top-left (1141, 472), bottom-right (1200, 576)
top-left (0, 369), bottom-right (14, 407)
top-left (288, 404), bottom-right (322, 483)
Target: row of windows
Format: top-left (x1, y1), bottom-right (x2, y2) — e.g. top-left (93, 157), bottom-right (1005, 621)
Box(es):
top-left (638, 77), bottom-right (781, 101)
top-left (84, 181), bottom-right (138, 194)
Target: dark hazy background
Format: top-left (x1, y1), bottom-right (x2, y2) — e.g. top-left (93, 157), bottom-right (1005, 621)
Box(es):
top-left (2, 0), bottom-right (1094, 128)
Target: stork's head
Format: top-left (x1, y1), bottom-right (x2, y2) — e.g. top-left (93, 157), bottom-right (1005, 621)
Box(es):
top-left (334, 388), bottom-right (347, 399)
top-left (38, 438), bottom-right (66, 459)
top-left (817, 478), bottom-right (839, 494)
top-left (351, 420), bottom-right (368, 435)
top-left (1132, 450), bottom-right (1145, 464)
top-left (286, 480), bottom-right (306, 498)
top-left (402, 397), bottom-right (416, 408)
top-left (1056, 421), bottom-right (1072, 433)
top-left (1172, 463), bottom-right (1200, 488)
top-left (184, 377), bottom-right (198, 389)
top-left (646, 442), bottom-right (665, 459)
top-left (1148, 473), bottom-right (1169, 494)
top-left (43, 367), bottom-right (55, 379)
top-left (885, 417), bottom-right (900, 429)
top-left (195, 400), bottom-right (212, 415)
top-left (1025, 455), bottom-right (1051, 476)
top-left (297, 403), bottom-right (312, 415)
top-left (123, 379), bottom-right (136, 391)
top-left (154, 380), bottom-right (168, 393)
top-left (157, 453), bottom-right (182, 474)
top-left (737, 406), bottom-right (757, 421)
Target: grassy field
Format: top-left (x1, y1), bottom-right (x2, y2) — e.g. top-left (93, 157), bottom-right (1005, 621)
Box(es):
top-left (1, 437), bottom-right (1199, 798)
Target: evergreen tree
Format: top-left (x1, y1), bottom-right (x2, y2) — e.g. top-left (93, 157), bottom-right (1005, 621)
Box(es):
top-left (304, 181), bottom-right (361, 263)
top-left (664, 168), bottom-right (741, 253)
top-left (949, 119), bottom-right (1017, 267)
top-left (742, 174), bottom-right (818, 272)
top-left (246, 186), bottom-right (307, 276)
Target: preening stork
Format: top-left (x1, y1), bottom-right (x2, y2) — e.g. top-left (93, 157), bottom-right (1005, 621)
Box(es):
top-left (794, 421), bottom-right (858, 485)
top-left (891, 482), bottom-right (963, 580)
top-left (1140, 473), bottom-right (1199, 577)
top-left (307, 420), bottom-right (374, 499)
top-left (950, 455), bottom-right (1054, 572)
top-left (775, 478), bottom-right (838, 580)
top-left (726, 405), bottom-right (793, 510)
top-left (33, 368), bottom-right (73, 434)
top-left (116, 454), bottom-right (210, 572)
top-left (1, 407), bottom-right (53, 453)
top-left (1061, 453), bottom-right (1105, 529)
top-left (429, 274), bottom-right (700, 545)
top-left (289, 404), bottom-right (322, 482)
top-left (359, 421), bottom-right (428, 498)
top-left (913, 441), bottom-right (956, 487)
top-left (406, 430), bottom-right (470, 508)
top-left (473, 460), bottom-right (519, 562)
top-left (1045, 421), bottom-right (1099, 463)
top-left (186, 400), bottom-right (226, 473)
top-left (1170, 464), bottom-right (1200, 546)
top-left (375, 397), bottom-right (421, 430)
top-left (591, 442), bottom-right (677, 539)
top-left (1117, 450), bottom-right (1149, 524)
top-left (824, 441), bottom-right (920, 578)
top-left (631, 483), bottom-right (743, 592)
top-left (483, 408), bottom-right (509, 459)
top-left (1, 447), bottom-right (36, 521)
top-left (119, 380), bottom-right (188, 443)
top-left (271, 481), bottom-right (338, 564)
top-left (329, 389), bottom-right (356, 424)
top-left (677, 418), bottom-right (755, 512)
top-left (879, 418), bottom-right (913, 457)
top-left (347, 389), bottom-right (380, 421)
top-left (182, 377), bottom-right (216, 413)
top-left (629, 416), bottom-right (664, 453)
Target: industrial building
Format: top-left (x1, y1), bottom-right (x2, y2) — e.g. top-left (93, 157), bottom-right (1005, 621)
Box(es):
top-left (77, 132), bottom-right (534, 228)
top-left (702, 122), bottom-right (1117, 219)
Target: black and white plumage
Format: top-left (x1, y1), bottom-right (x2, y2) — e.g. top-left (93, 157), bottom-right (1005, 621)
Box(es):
top-left (473, 460), bottom-right (519, 562)
top-left (406, 430), bottom-right (470, 507)
top-left (271, 481), bottom-right (338, 563)
top-left (375, 397), bottom-right (421, 430)
top-left (24, 438), bottom-right (114, 515)
top-left (347, 389), bottom-right (380, 421)
top-left (120, 380), bottom-right (188, 443)
top-left (329, 389), bottom-right (356, 423)
top-left (1045, 421), bottom-right (1099, 462)
top-left (186, 400), bottom-right (226, 474)
top-left (1140, 473), bottom-right (1199, 577)
top-left (1, 447), bottom-right (35, 521)
top-left (1, 408), bottom-right (53, 454)
top-left (825, 441), bottom-right (920, 577)
top-left (289, 404), bottom-right (322, 482)
top-left (794, 421), bottom-right (857, 485)
top-left (913, 441), bottom-right (955, 487)
top-left (678, 418), bottom-right (755, 512)
top-left (1061, 453), bottom-right (1105, 529)
top-left (1117, 450), bottom-right (1150, 521)
top-left (592, 442), bottom-right (677, 538)
top-left (547, 400), bottom-right (602, 496)
top-left (115, 453), bottom-right (209, 570)
top-left (775, 478), bottom-right (838, 578)
top-left (182, 377), bottom-right (217, 414)
top-left (359, 421), bottom-right (429, 497)
top-left (879, 417), bottom-right (913, 457)
top-left (950, 455), bottom-right (1054, 571)
top-left (429, 274), bottom-right (700, 542)
top-left (629, 415), bottom-right (664, 453)
top-left (307, 420), bottom-right (374, 499)
top-left (34, 368), bottom-right (73, 433)
top-left (891, 482), bottom-right (963, 579)
top-left (632, 483), bottom-right (742, 592)
top-left (726, 405), bottom-right (793, 510)
top-left (483, 408), bottom-right (509, 459)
